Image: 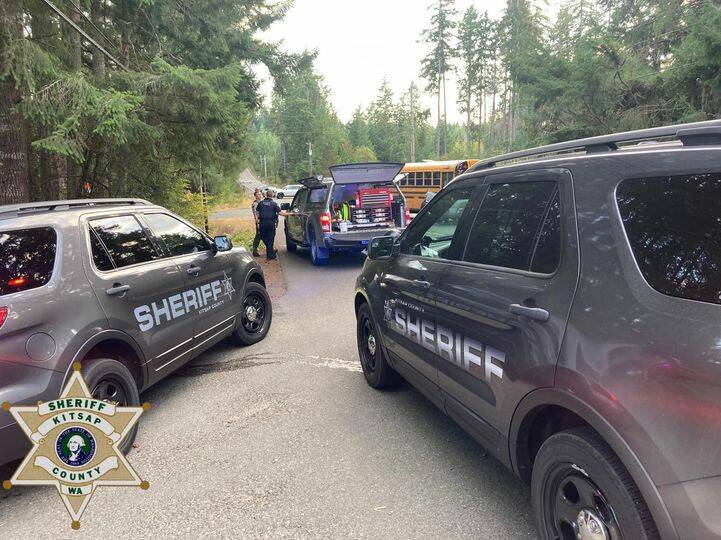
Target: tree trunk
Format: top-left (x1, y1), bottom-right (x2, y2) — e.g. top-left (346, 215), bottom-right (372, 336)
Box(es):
top-left (68, 2), bottom-right (82, 70)
top-left (442, 71), bottom-right (448, 157)
top-left (409, 84), bottom-right (416, 162)
top-left (436, 74), bottom-right (441, 159)
top-left (465, 78), bottom-right (471, 155)
top-left (91, 0), bottom-right (106, 78)
top-left (0, 0), bottom-right (30, 204)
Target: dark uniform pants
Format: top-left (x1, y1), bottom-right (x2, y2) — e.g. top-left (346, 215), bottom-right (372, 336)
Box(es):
top-left (259, 219), bottom-right (276, 259)
top-left (252, 222), bottom-right (262, 253)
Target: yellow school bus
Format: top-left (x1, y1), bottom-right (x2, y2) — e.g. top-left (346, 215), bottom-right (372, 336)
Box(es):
top-left (398, 159), bottom-right (479, 211)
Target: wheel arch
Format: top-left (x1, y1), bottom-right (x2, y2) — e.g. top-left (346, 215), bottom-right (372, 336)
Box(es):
top-left (64, 330), bottom-right (147, 391)
top-left (245, 269), bottom-right (266, 289)
top-left (354, 290), bottom-right (371, 316)
top-left (510, 388), bottom-right (677, 539)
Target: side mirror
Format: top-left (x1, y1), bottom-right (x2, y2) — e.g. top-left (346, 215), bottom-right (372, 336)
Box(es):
top-left (368, 236), bottom-right (396, 260)
top-left (281, 203), bottom-right (291, 211)
top-left (213, 235), bottom-right (233, 252)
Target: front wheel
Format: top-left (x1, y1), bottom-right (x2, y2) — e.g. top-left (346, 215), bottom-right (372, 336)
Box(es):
top-left (285, 226), bottom-right (297, 252)
top-left (532, 427), bottom-right (658, 540)
top-left (233, 282), bottom-right (272, 345)
top-left (82, 358), bottom-right (140, 455)
top-left (356, 303), bottom-right (402, 389)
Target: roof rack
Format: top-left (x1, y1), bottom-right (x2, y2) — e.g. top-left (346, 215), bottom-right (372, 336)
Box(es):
top-left (470, 119), bottom-right (721, 172)
top-left (0, 198), bottom-right (152, 220)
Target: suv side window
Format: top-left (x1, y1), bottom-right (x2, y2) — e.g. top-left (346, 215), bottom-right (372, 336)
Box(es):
top-left (307, 186), bottom-right (329, 206)
top-left (400, 186), bottom-right (475, 259)
top-left (90, 215), bottom-right (159, 269)
top-left (143, 213), bottom-right (210, 257)
top-left (617, 173), bottom-right (721, 305)
top-left (291, 189), bottom-right (308, 210)
top-left (463, 181), bottom-right (559, 272)
top-left (0, 227), bottom-right (57, 296)
top-left (89, 228), bottom-right (114, 271)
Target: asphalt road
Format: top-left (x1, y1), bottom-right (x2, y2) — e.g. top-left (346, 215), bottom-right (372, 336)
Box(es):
top-left (0, 222), bottom-right (536, 539)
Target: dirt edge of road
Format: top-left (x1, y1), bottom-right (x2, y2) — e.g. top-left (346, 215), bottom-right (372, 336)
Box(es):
top-left (255, 256), bottom-right (287, 300)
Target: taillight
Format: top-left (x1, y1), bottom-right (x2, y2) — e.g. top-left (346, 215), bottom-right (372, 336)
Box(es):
top-left (404, 206), bottom-right (411, 226)
top-left (0, 307), bottom-right (8, 329)
top-left (7, 277), bottom-right (27, 288)
top-left (320, 212), bottom-right (332, 233)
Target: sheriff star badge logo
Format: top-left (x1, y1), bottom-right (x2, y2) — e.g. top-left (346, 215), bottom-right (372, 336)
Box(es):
top-left (2, 363), bottom-right (150, 529)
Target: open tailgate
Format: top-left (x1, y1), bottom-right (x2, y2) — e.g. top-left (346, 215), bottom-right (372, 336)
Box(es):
top-left (329, 162), bottom-right (404, 185)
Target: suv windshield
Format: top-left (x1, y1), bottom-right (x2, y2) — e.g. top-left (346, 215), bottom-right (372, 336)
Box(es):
top-left (0, 227), bottom-right (57, 296)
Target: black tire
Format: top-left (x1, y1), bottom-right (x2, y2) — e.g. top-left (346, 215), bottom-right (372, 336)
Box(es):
top-left (233, 282), bottom-right (272, 345)
top-left (309, 229), bottom-right (329, 266)
top-left (356, 303), bottom-right (402, 389)
top-left (532, 427), bottom-right (658, 540)
top-left (285, 227), bottom-right (297, 252)
top-left (82, 358), bottom-right (140, 456)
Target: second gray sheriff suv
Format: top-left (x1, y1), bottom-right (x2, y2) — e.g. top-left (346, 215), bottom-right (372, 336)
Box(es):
top-left (1, 199), bottom-right (271, 466)
top-left (355, 120), bottom-right (721, 539)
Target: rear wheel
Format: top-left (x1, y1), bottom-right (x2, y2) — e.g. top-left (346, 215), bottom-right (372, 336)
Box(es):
top-left (82, 358), bottom-right (140, 455)
top-left (532, 428), bottom-right (658, 540)
top-left (309, 229), bottom-right (329, 266)
top-left (356, 303), bottom-right (402, 389)
top-left (233, 282), bottom-right (272, 345)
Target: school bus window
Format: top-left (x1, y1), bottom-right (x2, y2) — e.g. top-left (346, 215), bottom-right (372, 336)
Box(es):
top-left (433, 172), bottom-right (441, 186)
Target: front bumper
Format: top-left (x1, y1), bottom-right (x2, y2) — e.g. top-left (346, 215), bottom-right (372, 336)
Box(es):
top-left (0, 361), bottom-right (65, 466)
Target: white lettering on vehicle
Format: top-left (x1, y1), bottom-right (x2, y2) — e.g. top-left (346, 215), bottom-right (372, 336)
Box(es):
top-left (386, 305), bottom-right (506, 382)
top-left (133, 272), bottom-right (236, 332)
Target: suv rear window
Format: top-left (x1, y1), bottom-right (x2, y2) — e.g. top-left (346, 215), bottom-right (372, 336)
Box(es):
top-left (308, 187), bottom-right (329, 205)
top-left (617, 173), bottom-right (721, 305)
top-left (1, 227), bottom-right (57, 296)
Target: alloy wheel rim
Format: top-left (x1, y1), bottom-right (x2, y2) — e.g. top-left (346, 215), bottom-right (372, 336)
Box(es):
top-left (359, 316), bottom-right (377, 372)
top-left (92, 377), bottom-right (129, 407)
top-left (242, 293), bottom-right (265, 333)
top-left (544, 466), bottom-right (621, 540)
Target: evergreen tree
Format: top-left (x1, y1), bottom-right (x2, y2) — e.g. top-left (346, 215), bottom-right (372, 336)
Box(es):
top-left (420, 0), bottom-right (457, 158)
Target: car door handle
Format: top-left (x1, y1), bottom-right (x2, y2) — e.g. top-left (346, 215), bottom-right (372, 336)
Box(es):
top-left (187, 265), bottom-right (201, 275)
top-left (509, 304), bottom-right (550, 322)
top-left (106, 284), bottom-right (130, 296)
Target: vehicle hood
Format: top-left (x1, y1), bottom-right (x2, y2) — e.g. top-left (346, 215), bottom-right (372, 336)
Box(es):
top-left (329, 163), bottom-right (405, 185)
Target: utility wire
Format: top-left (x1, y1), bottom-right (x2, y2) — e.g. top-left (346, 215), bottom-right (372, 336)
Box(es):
top-left (41, 0), bottom-right (129, 71)
top-left (65, 0), bottom-right (120, 52)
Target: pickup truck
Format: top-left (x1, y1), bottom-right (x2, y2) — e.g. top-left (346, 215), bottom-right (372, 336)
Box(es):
top-left (281, 163), bottom-right (410, 266)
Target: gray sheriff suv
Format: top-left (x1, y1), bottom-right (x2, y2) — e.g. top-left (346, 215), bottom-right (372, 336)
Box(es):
top-left (282, 163), bottom-right (410, 266)
top-left (0, 199), bottom-right (271, 466)
top-left (355, 120), bottom-right (721, 539)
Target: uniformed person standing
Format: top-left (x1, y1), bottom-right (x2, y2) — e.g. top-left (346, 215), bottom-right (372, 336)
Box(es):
top-left (250, 188), bottom-right (263, 257)
top-left (256, 189), bottom-right (285, 261)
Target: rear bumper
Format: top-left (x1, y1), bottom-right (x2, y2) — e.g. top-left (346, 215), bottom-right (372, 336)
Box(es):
top-left (660, 476), bottom-right (721, 539)
top-left (323, 228), bottom-right (400, 251)
top-left (0, 361), bottom-right (65, 466)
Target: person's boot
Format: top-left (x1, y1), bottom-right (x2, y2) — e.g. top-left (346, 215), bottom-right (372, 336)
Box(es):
top-left (253, 250), bottom-right (260, 257)
top-left (267, 250), bottom-right (277, 261)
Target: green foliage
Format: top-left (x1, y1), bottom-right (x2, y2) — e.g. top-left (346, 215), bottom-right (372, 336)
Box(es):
top-left (3, 0), bottom-right (305, 215)
top-left (243, 0), bottom-right (721, 184)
